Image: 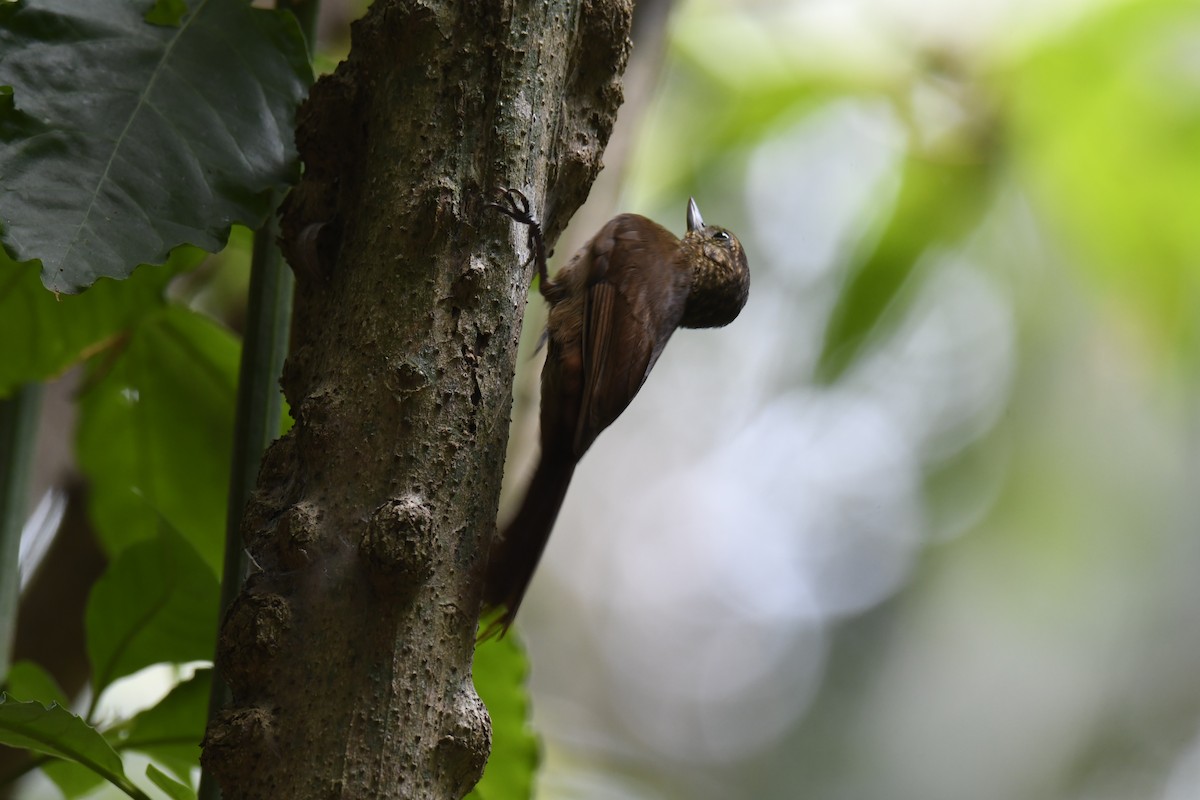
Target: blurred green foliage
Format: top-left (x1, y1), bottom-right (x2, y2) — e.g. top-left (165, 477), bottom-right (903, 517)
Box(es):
top-left (633, 0), bottom-right (1200, 369)
top-left (469, 635), bottom-right (539, 800)
top-left (535, 0), bottom-right (1200, 798)
top-left (1007, 0), bottom-right (1200, 349)
top-left (76, 307), bottom-right (239, 575)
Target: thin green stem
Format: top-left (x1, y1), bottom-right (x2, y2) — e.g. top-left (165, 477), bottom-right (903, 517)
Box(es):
top-left (198, 1), bottom-right (316, 795)
top-left (0, 383), bottom-right (41, 685)
top-left (196, 203), bottom-right (294, 800)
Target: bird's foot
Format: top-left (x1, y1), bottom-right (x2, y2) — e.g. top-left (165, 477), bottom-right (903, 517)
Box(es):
top-left (487, 187), bottom-right (551, 293)
top-left (486, 187), bottom-right (538, 228)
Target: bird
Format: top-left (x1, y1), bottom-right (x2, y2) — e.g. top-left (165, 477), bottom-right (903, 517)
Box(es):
top-left (482, 188), bottom-right (749, 636)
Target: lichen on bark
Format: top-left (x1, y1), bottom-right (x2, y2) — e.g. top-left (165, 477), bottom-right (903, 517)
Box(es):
top-left (200, 2), bottom-right (632, 798)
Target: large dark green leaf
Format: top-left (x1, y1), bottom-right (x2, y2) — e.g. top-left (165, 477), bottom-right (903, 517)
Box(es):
top-left (76, 304), bottom-right (238, 572)
top-left (85, 530), bottom-right (219, 695)
top-left (469, 635), bottom-right (538, 800)
top-left (0, 696), bottom-right (147, 799)
top-left (0, 0), bottom-right (311, 293)
top-left (0, 246), bottom-right (202, 398)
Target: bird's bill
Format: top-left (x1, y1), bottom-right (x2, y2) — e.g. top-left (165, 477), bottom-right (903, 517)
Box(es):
top-left (687, 197), bottom-right (704, 232)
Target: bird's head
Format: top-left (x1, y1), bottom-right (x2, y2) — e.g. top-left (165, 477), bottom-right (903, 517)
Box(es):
top-left (679, 197), bottom-right (750, 329)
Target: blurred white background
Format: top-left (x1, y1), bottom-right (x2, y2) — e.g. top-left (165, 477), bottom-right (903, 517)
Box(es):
top-left (499, 0), bottom-right (1200, 797)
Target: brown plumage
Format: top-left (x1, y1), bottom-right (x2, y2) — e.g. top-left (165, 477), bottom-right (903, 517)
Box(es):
top-left (483, 189), bottom-right (749, 636)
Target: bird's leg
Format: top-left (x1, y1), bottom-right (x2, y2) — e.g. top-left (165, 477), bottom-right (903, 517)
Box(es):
top-left (487, 187), bottom-right (552, 299)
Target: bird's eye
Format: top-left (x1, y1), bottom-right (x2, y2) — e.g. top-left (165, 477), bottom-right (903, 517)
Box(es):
top-left (712, 230), bottom-right (731, 244)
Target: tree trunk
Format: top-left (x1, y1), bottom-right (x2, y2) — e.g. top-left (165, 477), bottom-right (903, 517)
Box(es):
top-left (200, 2), bottom-right (632, 798)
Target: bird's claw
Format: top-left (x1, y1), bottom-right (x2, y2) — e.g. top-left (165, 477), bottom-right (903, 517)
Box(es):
top-left (488, 186), bottom-right (551, 294)
top-left (486, 187), bottom-right (537, 227)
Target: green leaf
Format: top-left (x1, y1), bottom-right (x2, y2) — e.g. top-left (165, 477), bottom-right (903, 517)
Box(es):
top-left (0, 696), bottom-right (148, 800)
top-left (76, 305), bottom-right (238, 572)
top-left (816, 151), bottom-right (994, 383)
top-left (0, 0), bottom-right (312, 293)
top-left (43, 671), bottom-right (211, 798)
top-left (85, 532), bottom-right (219, 695)
top-left (0, 82), bottom-right (45, 141)
top-left (146, 763), bottom-right (195, 800)
top-left (469, 635), bottom-right (538, 800)
top-left (628, 8), bottom-right (895, 206)
top-left (43, 759), bottom-right (106, 799)
top-left (118, 670), bottom-right (210, 783)
top-left (0, 246), bottom-right (203, 398)
top-left (144, 0), bottom-right (187, 27)
top-left (3, 660), bottom-right (68, 706)
top-left (1007, 0), bottom-right (1200, 339)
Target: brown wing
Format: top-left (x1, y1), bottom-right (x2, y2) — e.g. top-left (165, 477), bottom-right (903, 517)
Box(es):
top-left (571, 217), bottom-right (678, 456)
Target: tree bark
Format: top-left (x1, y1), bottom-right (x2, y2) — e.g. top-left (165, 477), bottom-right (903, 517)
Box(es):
top-left (200, 2), bottom-right (632, 798)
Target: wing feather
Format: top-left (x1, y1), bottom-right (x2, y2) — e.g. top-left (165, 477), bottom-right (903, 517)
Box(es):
top-left (575, 281), bottom-right (655, 456)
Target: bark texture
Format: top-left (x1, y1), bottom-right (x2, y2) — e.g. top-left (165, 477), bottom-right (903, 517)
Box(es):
top-left (200, 2), bottom-right (632, 798)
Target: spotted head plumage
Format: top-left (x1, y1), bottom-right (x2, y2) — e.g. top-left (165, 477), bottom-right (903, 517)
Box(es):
top-left (679, 198), bottom-right (749, 329)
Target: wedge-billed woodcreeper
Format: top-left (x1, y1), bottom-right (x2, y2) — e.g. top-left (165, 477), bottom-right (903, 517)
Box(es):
top-left (483, 189), bottom-right (750, 635)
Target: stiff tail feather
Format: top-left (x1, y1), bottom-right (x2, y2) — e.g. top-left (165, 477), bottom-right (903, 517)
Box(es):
top-left (481, 447), bottom-right (576, 638)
